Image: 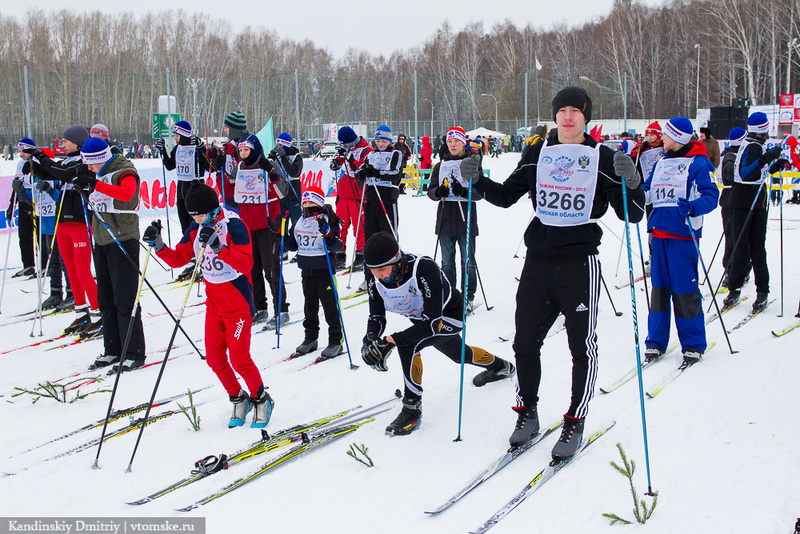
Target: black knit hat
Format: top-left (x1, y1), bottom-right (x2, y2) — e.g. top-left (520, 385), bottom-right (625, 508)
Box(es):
top-left (552, 86), bottom-right (592, 123)
top-left (62, 125), bottom-right (90, 147)
top-left (364, 232), bottom-right (402, 268)
top-left (183, 180), bottom-right (220, 215)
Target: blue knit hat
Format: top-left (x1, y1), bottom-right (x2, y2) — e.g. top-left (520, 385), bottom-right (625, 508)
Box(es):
top-left (338, 126), bottom-right (357, 144)
top-left (18, 138), bottom-right (36, 150)
top-left (81, 137), bottom-right (112, 165)
top-left (374, 125), bottom-right (392, 141)
top-left (173, 120), bottom-right (192, 138)
top-left (276, 133), bottom-right (293, 147)
top-left (747, 112), bottom-right (769, 134)
top-left (728, 127), bottom-right (747, 147)
top-left (663, 116), bottom-right (693, 145)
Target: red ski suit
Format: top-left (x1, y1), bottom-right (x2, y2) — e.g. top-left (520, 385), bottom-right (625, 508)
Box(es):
top-left (155, 210), bottom-right (263, 397)
top-left (332, 138), bottom-right (371, 253)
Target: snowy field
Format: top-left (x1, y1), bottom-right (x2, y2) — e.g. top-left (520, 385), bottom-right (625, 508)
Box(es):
top-left (0, 153), bottom-right (799, 533)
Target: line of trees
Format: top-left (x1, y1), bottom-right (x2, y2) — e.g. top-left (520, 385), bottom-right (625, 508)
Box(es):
top-left (0, 0), bottom-right (798, 146)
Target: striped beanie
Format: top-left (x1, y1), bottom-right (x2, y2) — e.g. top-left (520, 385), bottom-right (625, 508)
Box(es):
top-left (663, 117), bottom-right (693, 145)
top-left (446, 127), bottom-right (467, 145)
top-left (81, 137), bottom-right (112, 165)
top-left (276, 133), bottom-right (293, 147)
top-left (301, 186), bottom-right (325, 208)
top-left (90, 124), bottom-right (110, 141)
top-left (747, 112), bottom-right (769, 134)
top-left (728, 127), bottom-right (747, 147)
top-left (224, 111), bottom-right (247, 130)
top-left (375, 125), bottom-right (392, 141)
top-left (173, 120), bottom-right (192, 138)
top-left (18, 138), bottom-right (36, 150)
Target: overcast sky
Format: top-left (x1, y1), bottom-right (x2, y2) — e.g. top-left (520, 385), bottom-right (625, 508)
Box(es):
top-left (6, 0), bottom-right (665, 59)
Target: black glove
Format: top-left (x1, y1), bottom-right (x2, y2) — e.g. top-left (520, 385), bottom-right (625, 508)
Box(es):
top-left (362, 336), bottom-right (394, 372)
top-left (198, 225), bottom-right (222, 253)
top-left (34, 180), bottom-right (54, 195)
top-left (435, 184), bottom-right (449, 198)
top-left (459, 154), bottom-right (481, 183)
top-left (11, 177), bottom-right (24, 193)
top-left (23, 148), bottom-right (45, 159)
top-left (268, 216), bottom-right (283, 234)
top-left (189, 136), bottom-right (200, 146)
top-left (330, 160), bottom-right (341, 171)
top-left (74, 174), bottom-right (98, 189)
top-left (317, 213), bottom-right (330, 236)
top-left (336, 146), bottom-right (347, 157)
top-left (21, 161), bottom-right (32, 175)
top-left (268, 149), bottom-right (279, 160)
top-left (5, 205), bottom-right (13, 220)
top-left (769, 158), bottom-right (790, 175)
top-left (767, 145), bottom-right (783, 161)
top-left (613, 152), bottom-right (641, 189)
top-left (259, 158), bottom-right (275, 173)
top-left (154, 138), bottom-right (166, 153)
top-left (142, 220), bottom-right (165, 251)
top-left (273, 145), bottom-right (286, 157)
top-left (450, 180), bottom-right (467, 197)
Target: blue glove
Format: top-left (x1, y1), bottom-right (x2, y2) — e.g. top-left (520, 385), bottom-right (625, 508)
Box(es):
top-left (317, 213), bottom-right (331, 236)
top-left (198, 225), bottom-right (222, 253)
top-left (142, 220), bottom-right (165, 251)
top-left (676, 198), bottom-right (693, 219)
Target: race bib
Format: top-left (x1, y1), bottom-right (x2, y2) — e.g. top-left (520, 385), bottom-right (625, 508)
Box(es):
top-left (639, 147), bottom-right (663, 181)
top-left (175, 145), bottom-right (197, 181)
top-left (294, 216), bottom-right (326, 257)
top-left (365, 151), bottom-right (396, 188)
top-left (649, 157), bottom-right (691, 208)
top-left (233, 166), bottom-right (267, 204)
top-left (194, 217), bottom-right (239, 284)
top-left (535, 143), bottom-right (598, 227)
top-left (33, 185), bottom-right (56, 217)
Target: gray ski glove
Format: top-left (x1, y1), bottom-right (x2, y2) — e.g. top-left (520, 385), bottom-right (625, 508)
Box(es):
top-left (459, 154), bottom-right (482, 183)
top-left (613, 152), bottom-right (641, 189)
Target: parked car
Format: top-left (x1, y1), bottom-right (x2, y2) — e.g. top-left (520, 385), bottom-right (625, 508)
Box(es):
top-left (602, 140), bottom-right (623, 152)
top-left (319, 141), bottom-right (339, 159)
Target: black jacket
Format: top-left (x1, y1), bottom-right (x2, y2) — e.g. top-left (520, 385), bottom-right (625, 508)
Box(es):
top-left (427, 150), bottom-right (482, 237)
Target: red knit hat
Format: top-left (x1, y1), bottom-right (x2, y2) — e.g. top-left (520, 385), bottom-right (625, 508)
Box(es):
top-left (645, 121), bottom-right (662, 137)
top-left (301, 186), bottom-right (325, 208)
top-left (446, 127), bottom-right (467, 145)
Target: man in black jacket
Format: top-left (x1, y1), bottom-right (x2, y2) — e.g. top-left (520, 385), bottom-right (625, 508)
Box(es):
top-left (471, 86), bottom-right (645, 460)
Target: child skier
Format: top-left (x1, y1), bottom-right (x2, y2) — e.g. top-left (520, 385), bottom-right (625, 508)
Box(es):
top-left (285, 186), bottom-right (345, 361)
top-left (142, 180), bottom-right (274, 429)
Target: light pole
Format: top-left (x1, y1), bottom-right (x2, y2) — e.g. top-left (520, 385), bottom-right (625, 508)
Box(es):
top-left (788, 38), bottom-right (799, 94)
top-left (694, 44), bottom-right (700, 113)
top-left (424, 98), bottom-right (434, 139)
top-left (481, 93), bottom-right (500, 132)
top-left (6, 102), bottom-right (12, 147)
top-left (380, 104), bottom-right (391, 125)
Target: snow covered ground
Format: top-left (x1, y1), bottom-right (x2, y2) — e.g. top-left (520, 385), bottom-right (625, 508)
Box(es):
top-left (0, 153), bottom-right (799, 533)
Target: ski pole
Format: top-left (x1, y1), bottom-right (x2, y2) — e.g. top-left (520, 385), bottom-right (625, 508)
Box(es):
top-left (346, 182), bottom-right (368, 290)
top-left (600, 274), bottom-right (622, 317)
top-left (319, 221), bottom-right (358, 370)
top-left (0, 199), bottom-right (16, 313)
top-left (31, 186), bottom-right (66, 336)
top-left (124, 246), bottom-right (205, 472)
top-left (456, 200), bottom-right (491, 311)
top-left (158, 145), bottom-right (174, 277)
top-left (513, 212), bottom-right (534, 258)
top-left (685, 218), bottom-right (737, 355)
top-left (73, 188), bottom-right (204, 360)
top-left (635, 223), bottom-right (651, 312)
top-left (619, 175), bottom-right (655, 496)
top-left (92, 247), bottom-right (153, 468)
top-left (778, 168), bottom-right (784, 317)
top-left (275, 213), bottom-right (288, 349)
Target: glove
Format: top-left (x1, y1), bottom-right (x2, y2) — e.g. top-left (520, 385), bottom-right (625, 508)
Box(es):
top-left (273, 145), bottom-right (286, 157)
top-left (769, 158), bottom-right (790, 175)
top-left (74, 174), bottom-right (98, 189)
top-left (35, 180), bottom-right (54, 195)
top-left (434, 184), bottom-right (450, 198)
top-left (21, 161), bottom-right (32, 175)
top-left (11, 177), bottom-right (24, 192)
top-left (23, 148), bottom-right (45, 159)
top-left (268, 149), bottom-right (278, 159)
top-left (459, 154), bottom-right (481, 183)
top-left (676, 198), bottom-right (693, 219)
top-left (154, 138), bottom-right (166, 153)
top-left (268, 216), bottom-right (283, 234)
top-left (336, 146), bottom-right (347, 157)
top-left (142, 220), bottom-right (165, 251)
top-left (189, 136), bottom-right (200, 146)
top-left (330, 160), bottom-right (341, 171)
top-left (198, 225), bottom-right (222, 253)
top-left (613, 152), bottom-right (641, 188)
top-left (259, 158), bottom-right (275, 173)
top-left (362, 335), bottom-right (393, 371)
top-left (450, 180), bottom-right (467, 197)
top-left (361, 163), bottom-right (379, 178)
top-left (5, 205), bottom-right (13, 220)
top-left (317, 213), bottom-right (330, 236)
top-left (766, 145), bottom-right (783, 161)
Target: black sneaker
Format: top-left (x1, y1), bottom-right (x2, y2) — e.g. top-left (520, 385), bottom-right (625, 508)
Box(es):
top-left (644, 346), bottom-right (664, 363)
top-left (509, 405), bottom-right (540, 447)
top-left (473, 360), bottom-right (515, 387)
top-left (386, 400), bottom-right (422, 436)
top-left (551, 416), bottom-right (585, 461)
top-left (88, 354), bottom-right (120, 370)
top-left (107, 358), bottom-right (145, 375)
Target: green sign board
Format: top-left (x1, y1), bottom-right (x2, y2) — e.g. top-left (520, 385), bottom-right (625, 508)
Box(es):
top-left (151, 113), bottom-right (181, 138)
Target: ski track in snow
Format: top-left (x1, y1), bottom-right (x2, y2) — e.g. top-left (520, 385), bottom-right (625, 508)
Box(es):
top-left (1, 154), bottom-right (798, 533)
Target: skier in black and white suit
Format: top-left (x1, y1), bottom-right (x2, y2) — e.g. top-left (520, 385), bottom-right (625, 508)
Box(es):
top-left (470, 86), bottom-right (645, 460)
top-left (360, 231), bottom-right (515, 437)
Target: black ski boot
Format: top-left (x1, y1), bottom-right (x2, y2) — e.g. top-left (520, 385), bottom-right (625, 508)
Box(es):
top-left (644, 346), bottom-right (664, 363)
top-left (88, 354), bottom-right (120, 371)
top-left (551, 416), bottom-right (585, 461)
top-left (316, 344), bottom-right (344, 362)
top-left (108, 357), bottom-right (145, 375)
top-left (41, 292), bottom-right (63, 310)
top-left (294, 338), bottom-right (318, 356)
top-left (509, 405), bottom-right (540, 447)
top-left (78, 310), bottom-right (103, 340)
top-left (722, 289), bottom-right (741, 309)
top-left (386, 400), bottom-right (422, 436)
top-left (473, 359), bottom-right (515, 387)
top-left (64, 306), bottom-right (91, 335)
top-left (752, 292), bottom-right (769, 312)
top-left (682, 349), bottom-right (702, 367)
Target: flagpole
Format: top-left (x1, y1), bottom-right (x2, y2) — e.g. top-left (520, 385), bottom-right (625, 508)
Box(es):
top-left (535, 56), bottom-right (541, 127)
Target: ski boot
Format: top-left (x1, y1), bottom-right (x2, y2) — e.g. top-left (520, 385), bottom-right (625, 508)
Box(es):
top-left (64, 305), bottom-right (91, 335)
top-left (752, 292), bottom-right (769, 312)
top-left (41, 292), bottom-right (63, 310)
top-left (473, 359), bottom-right (515, 387)
top-left (108, 357), bottom-right (145, 375)
top-left (682, 349), bottom-right (703, 367)
top-left (316, 344), bottom-right (344, 362)
top-left (509, 405), bottom-right (540, 447)
top-left (176, 261), bottom-right (197, 282)
top-left (551, 415), bottom-right (585, 461)
top-left (88, 354), bottom-right (120, 371)
top-left (722, 289), bottom-right (741, 309)
top-left (78, 310), bottom-right (103, 340)
top-left (12, 266), bottom-right (35, 278)
top-left (262, 312), bottom-right (290, 331)
top-left (252, 309), bottom-right (270, 325)
top-left (228, 389), bottom-right (252, 428)
top-left (250, 388), bottom-right (274, 429)
top-left (386, 400), bottom-right (422, 436)
top-left (294, 338), bottom-right (318, 355)
top-left (644, 346), bottom-right (664, 364)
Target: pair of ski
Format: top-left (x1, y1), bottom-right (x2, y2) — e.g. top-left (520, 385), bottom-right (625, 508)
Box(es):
top-left (705, 296), bottom-right (748, 325)
top-left (426, 421), bottom-right (615, 534)
top-left (727, 299), bottom-right (775, 333)
top-left (128, 392), bottom-right (401, 509)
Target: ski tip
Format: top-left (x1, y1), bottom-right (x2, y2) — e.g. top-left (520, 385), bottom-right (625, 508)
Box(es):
top-left (174, 504), bottom-right (197, 513)
top-left (126, 498), bottom-right (151, 506)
